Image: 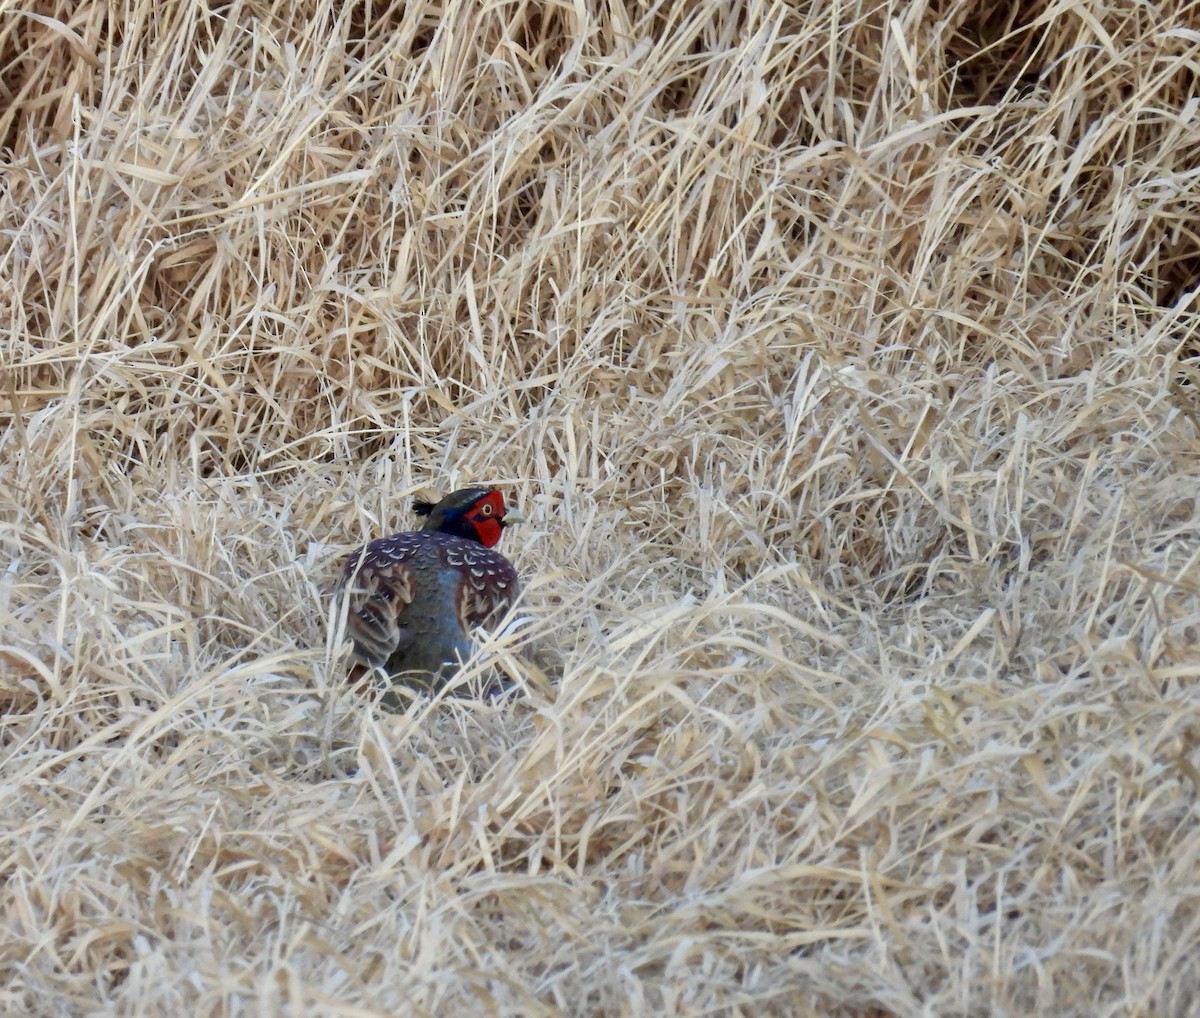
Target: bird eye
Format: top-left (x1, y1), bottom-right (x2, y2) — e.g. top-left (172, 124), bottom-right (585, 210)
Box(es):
top-left (479, 504), bottom-right (494, 516)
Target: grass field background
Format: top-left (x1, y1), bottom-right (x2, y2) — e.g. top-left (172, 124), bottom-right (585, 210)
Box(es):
top-left (3, 0), bottom-right (1200, 1014)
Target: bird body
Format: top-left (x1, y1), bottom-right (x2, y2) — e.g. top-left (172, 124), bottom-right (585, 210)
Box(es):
top-left (336, 487), bottom-right (521, 693)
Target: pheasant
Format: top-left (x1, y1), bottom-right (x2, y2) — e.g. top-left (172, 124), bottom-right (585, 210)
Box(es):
top-left (335, 487), bottom-right (521, 696)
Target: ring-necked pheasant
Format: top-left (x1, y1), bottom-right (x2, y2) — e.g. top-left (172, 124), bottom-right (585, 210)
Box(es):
top-left (335, 487), bottom-right (521, 695)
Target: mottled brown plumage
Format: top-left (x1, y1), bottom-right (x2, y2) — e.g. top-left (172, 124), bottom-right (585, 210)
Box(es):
top-left (336, 487), bottom-right (521, 694)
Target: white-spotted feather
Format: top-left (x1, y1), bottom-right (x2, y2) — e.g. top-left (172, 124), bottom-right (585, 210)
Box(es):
top-left (336, 528), bottom-right (520, 678)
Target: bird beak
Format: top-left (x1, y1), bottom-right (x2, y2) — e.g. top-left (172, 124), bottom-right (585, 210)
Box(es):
top-left (501, 508), bottom-right (525, 528)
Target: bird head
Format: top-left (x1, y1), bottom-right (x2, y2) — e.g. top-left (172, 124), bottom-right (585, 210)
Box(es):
top-left (413, 487), bottom-right (521, 548)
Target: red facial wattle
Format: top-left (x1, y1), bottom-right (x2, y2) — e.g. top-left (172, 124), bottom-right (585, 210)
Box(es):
top-left (467, 490), bottom-right (507, 547)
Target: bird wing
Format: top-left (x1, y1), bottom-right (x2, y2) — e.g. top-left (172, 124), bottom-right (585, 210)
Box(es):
top-left (336, 536), bottom-right (420, 669)
top-left (443, 542), bottom-right (521, 633)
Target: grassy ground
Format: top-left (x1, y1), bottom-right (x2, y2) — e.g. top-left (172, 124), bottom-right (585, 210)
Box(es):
top-left (3, 0), bottom-right (1200, 1014)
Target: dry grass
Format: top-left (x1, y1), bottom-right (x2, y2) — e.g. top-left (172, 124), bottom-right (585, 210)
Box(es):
top-left (2, 0), bottom-right (1200, 1014)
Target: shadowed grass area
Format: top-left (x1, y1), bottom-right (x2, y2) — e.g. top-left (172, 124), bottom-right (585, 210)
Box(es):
top-left (3, 0), bottom-right (1200, 1014)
